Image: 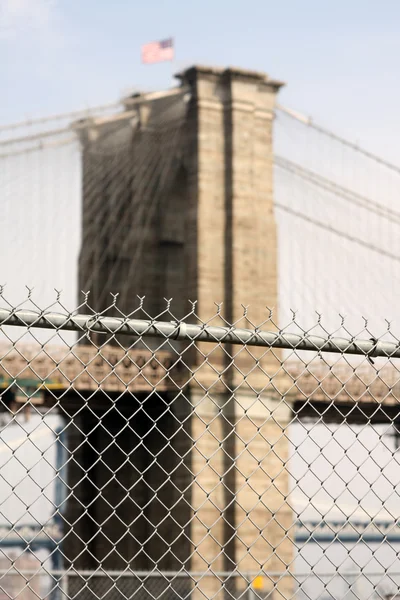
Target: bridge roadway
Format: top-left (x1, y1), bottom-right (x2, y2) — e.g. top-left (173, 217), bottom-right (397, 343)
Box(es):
top-left (0, 344), bottom-right (399, 420)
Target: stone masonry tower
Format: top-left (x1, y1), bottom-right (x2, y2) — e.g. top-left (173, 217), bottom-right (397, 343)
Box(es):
top-left (78, 65), bottom-right (282, 328)
top-left (74, 66), bottom-right (293, 599)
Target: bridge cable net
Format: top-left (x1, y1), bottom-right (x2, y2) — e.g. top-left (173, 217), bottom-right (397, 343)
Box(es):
top-left (0, 294), bottom-right (398, 600)
top-left (274, 105), bottom-right (400, 348)
top-left (0, 92), bottom-right (188, 345)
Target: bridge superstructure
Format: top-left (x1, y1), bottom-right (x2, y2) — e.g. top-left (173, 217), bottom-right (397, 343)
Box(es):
top-left (1, 345), bottom-right (399, 417)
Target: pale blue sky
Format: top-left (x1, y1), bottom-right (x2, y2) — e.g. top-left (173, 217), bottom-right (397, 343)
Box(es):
top-left (1, 0), bottom-right (400, 162)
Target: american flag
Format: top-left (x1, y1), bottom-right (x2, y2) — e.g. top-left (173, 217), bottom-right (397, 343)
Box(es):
top-left (141, 38), bottom-right (174, 64)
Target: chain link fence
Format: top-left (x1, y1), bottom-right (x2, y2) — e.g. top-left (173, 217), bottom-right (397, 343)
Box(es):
top-left (0, 294), bottom-right (400, 600)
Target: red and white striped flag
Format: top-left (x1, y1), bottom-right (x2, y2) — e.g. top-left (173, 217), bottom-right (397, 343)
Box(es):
top-left (141, 38), bottom-right (174, 64)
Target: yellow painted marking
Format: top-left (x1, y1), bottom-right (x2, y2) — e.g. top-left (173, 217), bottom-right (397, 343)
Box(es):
top-left (253, 576), bottom-right (263, 590)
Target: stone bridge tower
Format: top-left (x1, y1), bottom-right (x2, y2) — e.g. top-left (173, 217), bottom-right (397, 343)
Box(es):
top-left (72, 66), bottom-right (292, 599)
top-left (78, 65), bottom-right (282, 327)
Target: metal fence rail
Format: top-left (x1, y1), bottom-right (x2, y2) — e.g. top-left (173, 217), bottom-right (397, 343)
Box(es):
top-left (1, 307), bottom-right (400, 357)
top-left (0, 295), bottom-right (400, 600)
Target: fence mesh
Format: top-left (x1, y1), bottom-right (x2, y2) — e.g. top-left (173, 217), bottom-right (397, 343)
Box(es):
top-left (0, 293), bottom-right (400, 600)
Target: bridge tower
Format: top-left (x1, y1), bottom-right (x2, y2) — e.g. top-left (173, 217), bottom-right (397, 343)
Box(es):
top-left (70, 66), bottom-right (293, 599)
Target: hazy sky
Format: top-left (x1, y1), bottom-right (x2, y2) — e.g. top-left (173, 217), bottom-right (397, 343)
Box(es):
top-left (1, 0), bottom-right (400, 163)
